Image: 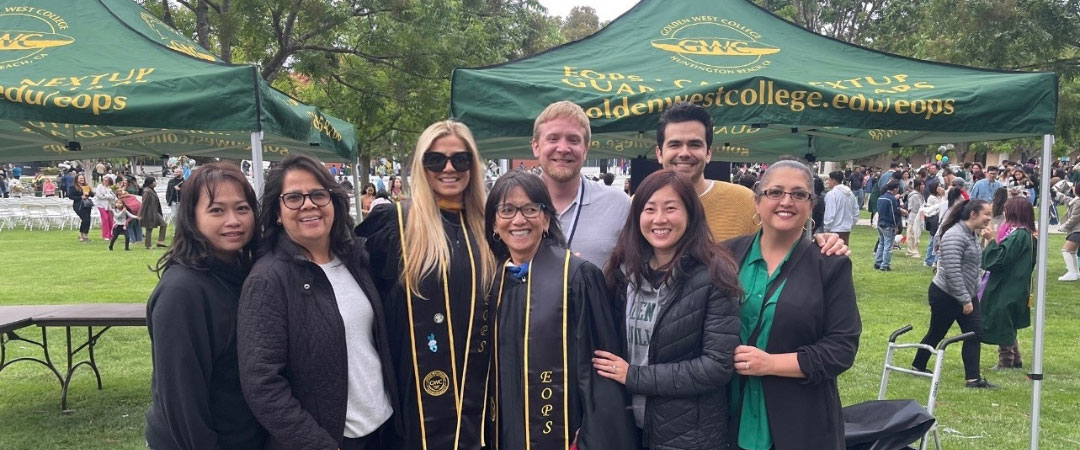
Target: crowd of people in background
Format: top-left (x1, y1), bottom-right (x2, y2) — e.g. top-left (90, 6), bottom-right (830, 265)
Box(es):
top-left (3, 100), bottom-right (1078, 449)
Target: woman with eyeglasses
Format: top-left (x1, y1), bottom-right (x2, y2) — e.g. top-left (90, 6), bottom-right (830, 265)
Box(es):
top-left (592, 169), bottom-right (740, 450)
top-left (725, 160), bottom-right (861, 450)
top-left (238, 154), bottom-right (397, 450)
top-left (356, 120), bottom-right (496, 450)
top-left (484, 172), bottom-right (636, 450)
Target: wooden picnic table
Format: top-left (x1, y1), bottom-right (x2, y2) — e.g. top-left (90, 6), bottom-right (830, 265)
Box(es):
top-left (0, 303), bottom-right (146, 411)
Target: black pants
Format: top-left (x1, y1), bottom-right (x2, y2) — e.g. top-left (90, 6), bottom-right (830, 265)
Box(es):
top-left (340, 425), bottom-right (384, 450)
top-left (109, 225), bottom-right (129, 250)
top-left (912, 283), bottom-right (983, 380)
top-left (73, 204), bottom-right (91, 234)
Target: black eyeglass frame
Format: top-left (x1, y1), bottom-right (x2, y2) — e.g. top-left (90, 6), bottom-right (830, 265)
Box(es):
top-left (280, 189), bottom-right (333, 210)
top-left (422, 151), bottom-right (473, 172)
top-left (495, 202), bottom-right (546, 219)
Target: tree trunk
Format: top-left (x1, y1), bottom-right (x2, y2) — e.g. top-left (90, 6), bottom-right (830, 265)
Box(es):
top-left (956, 142), bottom-right (970, 163)
top-left (160, 0), bottom-right (175, 27)
top-left (195, 1), bottom-right (211, 50)
top-left (218, 0), bottom-right (234, 63)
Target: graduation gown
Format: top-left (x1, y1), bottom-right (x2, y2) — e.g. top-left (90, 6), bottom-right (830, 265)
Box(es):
top-left (980, 228), bottom-right (1035, 346)
top-left (356, 203), bottom-right (491, 450)
top-left (488, 242), bottom-right (637, 450)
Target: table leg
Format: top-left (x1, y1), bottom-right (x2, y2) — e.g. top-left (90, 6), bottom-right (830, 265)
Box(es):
top-left (60, 326), bottom-right (110, 411)
top-left (0, 328), bottom-right (63, 387)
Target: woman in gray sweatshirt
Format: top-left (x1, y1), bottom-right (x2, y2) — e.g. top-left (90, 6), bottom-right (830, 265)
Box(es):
top-left (912, 199), bottom-right (997, 388)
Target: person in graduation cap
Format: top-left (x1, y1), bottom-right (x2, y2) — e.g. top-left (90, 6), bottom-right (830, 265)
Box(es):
top-left (593, 169), bottom-right (742, 450)
top-left (484, 171), bottom-right (637, 450)
top-left (356, 120), bottom-right (497, 450)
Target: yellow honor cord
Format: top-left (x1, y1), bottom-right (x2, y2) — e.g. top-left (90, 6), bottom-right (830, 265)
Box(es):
top-left (396, 203), bottom-right (429, 450)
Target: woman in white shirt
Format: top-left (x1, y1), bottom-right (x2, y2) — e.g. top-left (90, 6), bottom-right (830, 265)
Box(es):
top-left (94, 176), bottom-right (118, 240)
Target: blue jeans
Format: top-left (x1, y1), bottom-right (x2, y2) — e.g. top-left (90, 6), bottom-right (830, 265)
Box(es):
top-left (875, 226), bottom-right (896, 269)
top-left (853, 188), bottom-right (864, 210)
top-left (924, 234), bottom-right (937, 266)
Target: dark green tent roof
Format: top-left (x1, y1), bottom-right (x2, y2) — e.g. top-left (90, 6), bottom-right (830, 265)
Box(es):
top-left (451, 0), bottom-right (1057, 162)
top-left (0, 0), bottom-right (355, 162)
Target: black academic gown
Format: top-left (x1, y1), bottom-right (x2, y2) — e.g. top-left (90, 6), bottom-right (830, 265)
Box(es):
top-left (356, 203), bottom-right (491, 450)
top-left (488, 242), bottom-right (638, 450)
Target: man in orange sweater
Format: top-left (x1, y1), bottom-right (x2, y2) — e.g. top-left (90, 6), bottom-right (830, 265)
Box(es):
top-left (654, 103), bottom-right (847, 254)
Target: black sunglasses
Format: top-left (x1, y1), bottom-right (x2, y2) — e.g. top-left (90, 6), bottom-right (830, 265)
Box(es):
top-left (422, 151), bottom-right (472, 172)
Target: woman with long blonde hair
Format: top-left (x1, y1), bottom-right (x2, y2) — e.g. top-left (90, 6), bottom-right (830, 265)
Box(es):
top-left (356, 120), bottom-right (496, 450)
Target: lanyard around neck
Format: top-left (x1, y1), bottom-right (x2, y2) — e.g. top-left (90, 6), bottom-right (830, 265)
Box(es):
top-left (565, 178), bottom-right (585, 248)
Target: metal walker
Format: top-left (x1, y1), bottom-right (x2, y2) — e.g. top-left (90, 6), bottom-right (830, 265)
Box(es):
top-left (876, 324), bottom-right (975, 450)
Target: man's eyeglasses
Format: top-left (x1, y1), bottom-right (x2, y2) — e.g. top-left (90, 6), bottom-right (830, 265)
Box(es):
top-left (761, 188), bottom-right (813, 202)
top-left (423, 151), bottom-right (472, 172)
top-left (280, 189), bottom-right (332, 210)
top-left (496, 203), bottom-right (545, 219)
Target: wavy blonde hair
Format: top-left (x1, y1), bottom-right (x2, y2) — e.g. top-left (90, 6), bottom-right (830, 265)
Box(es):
top-left (403, 120), bottom-right (495, 295)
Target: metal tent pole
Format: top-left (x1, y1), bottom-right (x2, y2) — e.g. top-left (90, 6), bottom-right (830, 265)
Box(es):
top-left (250, 131), bottom-right (265, 196)
top-left (352, 156), bottom-right (362, 222)
top-left (1029, 134), bottom-right (1053, 450)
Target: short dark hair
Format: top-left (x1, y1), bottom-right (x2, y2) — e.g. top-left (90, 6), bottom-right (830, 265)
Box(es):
top-left (258, 154), bottom-right (355, 258)
top-left (154, 162), bottom-right (260, 275)
top-left (884, 181), bottom-right (900, 192)
top-left (890, 162), bottom-right (900, 169)
top-left (828, 171), bottom-right (845, 183)
top-left (142, 176), bottom-right (156, 189)
top-left (986, 165), bottom-right (998, 173)
top-left (484, 171), bottom-right (567, 262)
top-left (657, 102), bottom-right (713, 149)
top-left (602, 172), bottom-right (615, 185)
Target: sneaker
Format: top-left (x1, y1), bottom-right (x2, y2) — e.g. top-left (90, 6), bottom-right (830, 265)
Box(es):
top-left (911, 365), bottom-right (931, 374)
top-left (965, 378), bottom-right (999, 389)
top-left (874, 264), bottom-right (881, 270)
top-left (879, 267), bottom-right (892, 272)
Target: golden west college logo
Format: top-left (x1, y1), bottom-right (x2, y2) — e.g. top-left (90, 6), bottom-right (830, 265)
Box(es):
top-left (140, 12), bottom-right (216, 62)
top-left (652, 16), bottom-right (778, 74)
top-left (0, 6), bottom-right (73, 70)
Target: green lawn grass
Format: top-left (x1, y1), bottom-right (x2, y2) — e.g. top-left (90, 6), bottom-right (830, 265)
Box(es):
top-left (1, 226), bottom-right (1078, 449)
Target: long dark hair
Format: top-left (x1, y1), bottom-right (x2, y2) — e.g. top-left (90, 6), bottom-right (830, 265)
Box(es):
top-left (484, 171), bottom-right (567, 262)
top-left (142, 176), bottom-right (156, 189)
top-left (991, 187), bottom-right (1009, 217)
top-left (605, 169), bottom-right (741, 296)
top-left (258, 154), bottom-right (355, 258)
top-left (154, 162), bottom-right (259, 275)
top-left (939, 199), bottom-right (989, 237)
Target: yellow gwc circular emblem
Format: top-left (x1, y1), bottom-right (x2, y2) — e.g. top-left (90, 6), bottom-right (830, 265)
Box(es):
top-left (423, 370), bottom-right (450, 397)
top-left (0, 7), bottom-right (74, 70)
top-left (652, 17), bottom-right (779, 74)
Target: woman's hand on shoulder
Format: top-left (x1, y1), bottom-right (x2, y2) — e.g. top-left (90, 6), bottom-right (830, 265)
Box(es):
top-left (813, 233), bottom-right (850, 256)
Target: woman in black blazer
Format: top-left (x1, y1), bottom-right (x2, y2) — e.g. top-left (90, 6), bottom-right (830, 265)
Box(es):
top-left (725, 160), bottom-right (861, 450)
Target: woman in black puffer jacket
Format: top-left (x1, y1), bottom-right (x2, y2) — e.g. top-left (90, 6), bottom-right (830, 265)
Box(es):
top-left (593, 170), bottom-right (742, 450)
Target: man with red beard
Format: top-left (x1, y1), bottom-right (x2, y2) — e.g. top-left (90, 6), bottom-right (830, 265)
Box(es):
top-left (532, 101), bottom-right (630, 268)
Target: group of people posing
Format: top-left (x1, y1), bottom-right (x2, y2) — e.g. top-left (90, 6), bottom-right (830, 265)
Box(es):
top-left (144, 101), bottom-right (861, 450)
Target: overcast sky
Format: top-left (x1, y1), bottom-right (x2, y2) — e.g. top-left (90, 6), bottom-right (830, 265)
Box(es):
top-left (537, 0), bottom-right (638, 22)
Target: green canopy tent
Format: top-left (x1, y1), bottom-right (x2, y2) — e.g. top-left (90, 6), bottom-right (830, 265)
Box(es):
top-left (0, 0), bottom-right (356, 191)
top-left (452, 1), bottom-right (1058, 448)
top-left (451, 0), bottom-right (1055, 162)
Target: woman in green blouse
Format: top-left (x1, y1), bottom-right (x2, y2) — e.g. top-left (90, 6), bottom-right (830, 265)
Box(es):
top-left (725, 160), bottom-right (862, 450)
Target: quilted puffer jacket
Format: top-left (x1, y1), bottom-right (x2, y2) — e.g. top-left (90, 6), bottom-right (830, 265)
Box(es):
top-left (616, 258), bottom-right (741, 450)
top-left (237, 235), bottom-right (398, 450)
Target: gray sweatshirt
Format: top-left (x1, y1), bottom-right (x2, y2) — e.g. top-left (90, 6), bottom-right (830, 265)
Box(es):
top-left (932, 221), bottom-right (983, 304)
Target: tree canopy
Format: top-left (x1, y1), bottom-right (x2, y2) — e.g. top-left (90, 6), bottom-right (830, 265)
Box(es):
top-left (141, 0), bottom-right (1079, 161)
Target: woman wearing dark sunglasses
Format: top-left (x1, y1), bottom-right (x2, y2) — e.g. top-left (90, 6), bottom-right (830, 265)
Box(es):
top-left (356, 120), bottom-right (497, 450)
top-left (238, 154), bottom-right (397, 450)
top-left (724, 160), bottom-right (861, 450)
